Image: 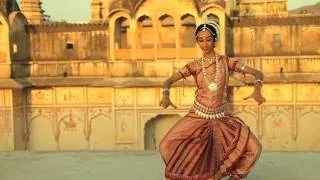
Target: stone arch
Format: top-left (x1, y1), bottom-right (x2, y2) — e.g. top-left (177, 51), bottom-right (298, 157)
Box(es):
top-left (109, 9), bottom-right (131, 18)
top-left (27, 108), bottom-right (56, 151)
top-left (88, 109), bottom-right (114, 150)
top-left (114, 16), bottom-right (131, 49)
top-left (262, 106), bottom-right (295, 150)
top-left (201, 7), bottom-right (226, 54)
top-left (297, 108), bottom-right (320, 150)
top-left (136, 15), bottom-right (153, 49)
top-left (180, 13), bottom-right (196, 48)
top-left (158, 14), bottom-right (175, 48)
top-left (8, 11), bottom-right (30, 63)
top-left (199, 3), bottom-right (226, 15)
top-left (144, 114), bottom-right (181, 150)
top-left (57, 109), bottom-right (87, 150)
top-left (108, 12), bottom-right (131, 59)
top-left (206, 13), bottom-right (220, 24)
top-left (139, 111), bottom-right (186, 149)
top-left (134, 0), bottom-right (147, 14)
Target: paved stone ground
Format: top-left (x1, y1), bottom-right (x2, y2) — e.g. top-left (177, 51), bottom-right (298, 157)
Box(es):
top-left (0, 151), bottom-right (319, 180)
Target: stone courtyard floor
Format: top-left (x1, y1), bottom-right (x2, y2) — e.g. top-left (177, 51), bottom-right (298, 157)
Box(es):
top-left (0, 151), bottom-right (319, 180)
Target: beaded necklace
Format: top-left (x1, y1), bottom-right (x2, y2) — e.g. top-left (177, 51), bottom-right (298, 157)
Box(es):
top-left (200, 55), bottom-right (221, 91)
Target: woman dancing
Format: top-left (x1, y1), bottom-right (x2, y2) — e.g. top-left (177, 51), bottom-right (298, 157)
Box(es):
top-left (159, 22), bottom-right (265, 180)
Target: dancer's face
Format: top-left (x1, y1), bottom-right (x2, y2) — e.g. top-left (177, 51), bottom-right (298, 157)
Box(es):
top-left (197, 30), bottom-right (214, 55)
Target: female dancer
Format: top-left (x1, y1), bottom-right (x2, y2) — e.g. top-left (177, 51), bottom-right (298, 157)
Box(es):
top-left (159, 22), bottom-right (265, 180)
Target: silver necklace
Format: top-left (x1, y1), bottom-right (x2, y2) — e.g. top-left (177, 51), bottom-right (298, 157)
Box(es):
top-left (200, 55), bottom-right (220, 91)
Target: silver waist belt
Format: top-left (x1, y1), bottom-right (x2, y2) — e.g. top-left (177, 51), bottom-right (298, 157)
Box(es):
top-left (192, 100), bottom-right (226, 120)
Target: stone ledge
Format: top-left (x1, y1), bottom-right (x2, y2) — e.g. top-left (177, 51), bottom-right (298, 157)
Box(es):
top-left (1, 73), bottom-right (319, 88)
top-left (0, 79), bottom-right (33, 88)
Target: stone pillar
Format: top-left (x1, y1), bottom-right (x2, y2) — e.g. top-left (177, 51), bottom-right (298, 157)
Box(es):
top-left (131, 19), bottom-right (137, 60)
top-left (0, 89), bottom-right (26, 151)
top-left (175, 14), bottom-right (181, 60)
top-left (109, 19), bottom-right (115, 60)
top-left (19, 0), bottom-right (45, 25)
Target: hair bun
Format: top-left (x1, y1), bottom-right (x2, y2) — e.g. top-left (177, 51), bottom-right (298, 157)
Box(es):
top-left (207, 21), bottom-right (220, 41)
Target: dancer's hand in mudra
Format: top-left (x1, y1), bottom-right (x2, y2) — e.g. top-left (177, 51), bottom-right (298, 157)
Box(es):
top-left (159, 95), bottom-right (178, 109)
top-left (243, 89), bottom-right (266, 105)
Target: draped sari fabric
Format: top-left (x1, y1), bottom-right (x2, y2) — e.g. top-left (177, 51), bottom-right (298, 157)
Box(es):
top-left (160, 56), bottom-right (262, 180)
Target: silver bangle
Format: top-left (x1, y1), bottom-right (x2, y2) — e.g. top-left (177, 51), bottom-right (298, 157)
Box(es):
top-left (254, 80), bottom-right (263, 85)
top-left (162, 88), bottom-right (169, 92)
top-left (240, 63), bottom-right (247, 71)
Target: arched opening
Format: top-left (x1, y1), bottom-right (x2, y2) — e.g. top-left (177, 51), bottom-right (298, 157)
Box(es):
top-left (181, 14), bottom-right (196, 48)
top-left (8, 12), bottom-right (31, 77)
top-left (144, 114), bottom-right (180, 150)
top-left (115, 17), bottom-right (130, 49)
top-left (114, 16), bottom-right (131, 59)
top-left (180, 14), bottom-right (197, 59)
top-left (207, 13), bottom-right (220, 24)
top-left (136, 15), bottom-right (155, 59)
top-left (159, 15), bottom-right (175, 48)
top-left (157, 14), bottom-right (176, 59)
top-left (137, 15), bottom-right (153, 48)
top-left (27, 107), bottom-right (56, 151)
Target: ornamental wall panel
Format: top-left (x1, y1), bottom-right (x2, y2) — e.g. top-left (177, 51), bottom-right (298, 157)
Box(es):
top-left (232, 86), bottom-right (256, 103)
top-left (261, 106), bottom-right (296, 151)
top-left (27, 108), bottom-right (56, 151)
top-left (56, 87), bottom-right (85, 105)
top-left (27, 88), bottom-right (53, 105)
top-left (88, 107), bottom-right (114, 150)
top-left (233, 105), bottom-right (260, 137)
top-left (87, 87), bottom-right (113, 105)
top-left (115, 88), bottom-right (135, 107)
top-left (262, 84), bottom-right (293, 103)
top-left (57, 108), bottom-right (87, 150)
top-left (137, 88), bottom-right (157, 107)
top-left (0, 110), bottom-right (13, 151)
top-left (0, 89), bottom-right (11, 107)
top-left (115, 110), bottom-right (136, 144)
top-left (296, 106), bottom-right (320, 151)
top-left (297, 84), bottom-right (320, 102)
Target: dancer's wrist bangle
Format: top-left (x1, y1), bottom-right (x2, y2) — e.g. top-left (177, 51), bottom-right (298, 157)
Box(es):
top-left (162, 88), bottom-right (170, 95)
top-left (254, 80), bottom-right (263, 86)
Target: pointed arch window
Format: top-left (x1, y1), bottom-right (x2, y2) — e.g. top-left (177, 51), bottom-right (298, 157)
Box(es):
top-left (181, 14), bottom-right (196, 48)
top-left (158, 15), bottom-right (175, 48)
top-left (137, 15), bottom-right (153, 49)
top-left (207, 13), bottom-right (219, 25)
top-left (115, 17), bottom-right (130, 49)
